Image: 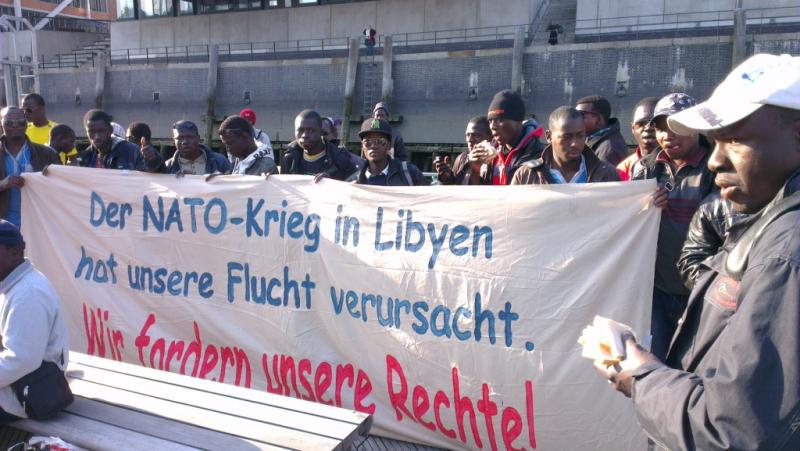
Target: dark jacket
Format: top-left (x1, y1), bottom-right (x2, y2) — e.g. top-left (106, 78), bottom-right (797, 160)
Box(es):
top-left (231, 144), bottom-right (278, 176)
top-left (511, 145), bottom-right (620, 185)
top-left (438, 151), bottom-right (491, 185)
top-left (353, 158), bottom-right (428, 186)
top-left (586, 118), bottom-right (628, 167)
top-left (390, 133), bottom-right (407, 162)
top-left (630, 170), bottom-right (800, 451)
top-left (0, 137), bottom-right (60, 219)
top-left (677, 192), bottom-right (746, 290)
top-left (281, 141), bottom-right (357, 181)
top-left (78, 137), bottom-right (145, 171)
top-left (165, 145), bottom-right (230, 175)
top-left (494, 122), bottom-right (545, 185)
top-left (632, 144), bottom-right (716, 295)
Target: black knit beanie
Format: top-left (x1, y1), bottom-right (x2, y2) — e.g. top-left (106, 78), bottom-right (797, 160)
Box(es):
top-left (487, 90), bottom-right (525, 121)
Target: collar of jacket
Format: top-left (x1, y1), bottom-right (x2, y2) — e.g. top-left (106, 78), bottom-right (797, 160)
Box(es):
top-left (586, 118), bottom-right (620, 145)
top-left (508, 121), bottom-right (541, 152)
top-left (175, 144), bottom-right (211, 165)
top-left (724, 169), bottom-right (800, 279)
top-left (287, 140), bottom-right (332, 156)
top-left (723, 169), bottom-right (800, 245)
top-left (286, 141), bottom-right (333, 167)
top-left (88, 135), bottom-right (126, 157)
top-left (655, 144), bottom-right (709, 168)
top-left (359, 158), bottom-right (400, 180)
top-left (541, 144), bottom-right (603, 175)
top-left (194, 144), bottom-right (212, 161)
top-left (0, 258), bottom-right (33, 293)
top-left (0, 135), bottom-right (31, 154)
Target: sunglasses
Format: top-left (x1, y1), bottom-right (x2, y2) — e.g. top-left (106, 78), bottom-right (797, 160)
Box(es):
top-left (362, 138), bottom-right (388, 147)
top-left (2, 119), bottom-right (27, 127)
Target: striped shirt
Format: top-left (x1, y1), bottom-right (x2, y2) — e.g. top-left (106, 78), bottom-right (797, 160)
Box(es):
top-left (633, 145), bottom-right (716, 295)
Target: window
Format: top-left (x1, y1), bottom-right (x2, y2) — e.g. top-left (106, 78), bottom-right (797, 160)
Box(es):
top-left (197, 0), bottom-right (262, 13)
top-left (237, 0), bottom-right (261, 9)
top-left (41, 0), bottom-right (88, 7)
top-left (116, 0), bottom-right (136, 18)
top-left (139, 0), bottom-right (172, 18)
top-left (92, 0), bottom-right (108, 13)
top-left (198, 0), bottom-right (229, 13)
top-left (140, 0), bottom-right (173, 17)
top-left (178, 0), bottom-right (195, 15)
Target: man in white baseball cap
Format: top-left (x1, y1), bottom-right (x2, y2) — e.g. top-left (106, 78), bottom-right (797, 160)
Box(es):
top-left (594, 53), bottom-right (800, 450)
top-left (668, 53), bottom-right (800, 138)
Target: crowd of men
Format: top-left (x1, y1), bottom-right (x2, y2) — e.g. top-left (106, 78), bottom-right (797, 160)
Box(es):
top-left (0, 52), bottom-right (799, 449)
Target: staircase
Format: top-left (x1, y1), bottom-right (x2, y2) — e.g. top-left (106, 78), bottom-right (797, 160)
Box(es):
top-left (42, 34), bottom-right (110, 69)
top-left (532, 0), bottom-right (578, 45)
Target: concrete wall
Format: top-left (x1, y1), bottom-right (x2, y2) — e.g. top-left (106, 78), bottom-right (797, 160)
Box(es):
top-left (577, 0), bottom-right (800, 28)
top-left (0, 30), bottom-right (101, 62)
top-left (111, 0), bottom-right (540, 50)
top-left (40, 32), bottom-right (800, 149)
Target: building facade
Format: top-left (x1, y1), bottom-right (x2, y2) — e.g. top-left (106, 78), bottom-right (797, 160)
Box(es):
top-left (0, 0), bottom-right (115, 22)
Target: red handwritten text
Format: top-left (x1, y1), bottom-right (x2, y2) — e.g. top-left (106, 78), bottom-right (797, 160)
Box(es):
top-left (134, 312), bottom-right (252, 387)
top-left (386, 354), bottom-right (536, 450)
top-left (82, 303), bottom-right (124, 361)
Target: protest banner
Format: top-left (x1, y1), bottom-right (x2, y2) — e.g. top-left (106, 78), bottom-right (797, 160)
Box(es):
top-left (22, 166), bottom-right (658, 450)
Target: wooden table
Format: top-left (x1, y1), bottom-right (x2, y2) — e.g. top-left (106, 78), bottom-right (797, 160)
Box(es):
top-left (13, 352), bottom-right (372, 450)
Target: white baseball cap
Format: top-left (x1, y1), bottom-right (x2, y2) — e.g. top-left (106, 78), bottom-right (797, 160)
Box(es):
top-left (668, 53), bottom-right (800, 136)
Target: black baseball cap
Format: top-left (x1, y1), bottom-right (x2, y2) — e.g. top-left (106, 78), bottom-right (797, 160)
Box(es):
top-left (358, 118), bottom-right (392, 139)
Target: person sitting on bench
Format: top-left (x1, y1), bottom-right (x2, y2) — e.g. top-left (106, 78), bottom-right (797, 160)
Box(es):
top-left (0, 220), bottom-right (69, 423)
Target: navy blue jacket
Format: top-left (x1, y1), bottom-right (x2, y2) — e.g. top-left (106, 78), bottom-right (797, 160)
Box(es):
top-left (281, 141), bottom-right (357, 181)
top-left (353, 158), bottom-right (428, 186)
top-left (79, 137), bottom-right (145, 171)
top-left (165, 145), bottom-right (230, 175)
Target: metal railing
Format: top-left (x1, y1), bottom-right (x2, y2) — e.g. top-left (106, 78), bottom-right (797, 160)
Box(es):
top-left (39, 16), bottom-right (109, 33)
top-left (39, 5), bottom-right (800, 69)
top-left (40, 50), bottom-right (100, 69)
top-left (383, 24), bottom-right (528, 49)
top-left (98, 24), bottom-right (530, 66)
top-left (564, 5), bottom-right (800, 43)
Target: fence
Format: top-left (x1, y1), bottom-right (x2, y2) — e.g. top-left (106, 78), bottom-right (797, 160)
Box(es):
top-left (38, 6), bottom-right (800, 69)
top-left (568, 5), bottom-right (800, 43)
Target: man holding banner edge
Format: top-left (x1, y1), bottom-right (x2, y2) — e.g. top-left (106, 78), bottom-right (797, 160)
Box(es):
top-left (596, 53), bottom-right (800, 450)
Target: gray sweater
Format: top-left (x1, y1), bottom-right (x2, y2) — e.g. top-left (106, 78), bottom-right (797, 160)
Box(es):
top-left (0, 259), bottom-right (69, 417)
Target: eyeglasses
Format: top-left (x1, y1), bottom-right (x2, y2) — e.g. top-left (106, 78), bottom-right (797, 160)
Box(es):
top-left (2, 119), bottom-right (27, 127)
top-left (362, 138), bottom-right (388, 147)
top-left (23, 108), bottom-right (34, 114)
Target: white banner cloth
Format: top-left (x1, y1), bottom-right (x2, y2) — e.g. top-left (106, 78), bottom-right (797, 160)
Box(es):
top-left (21, 166), bottom-right (658, 450)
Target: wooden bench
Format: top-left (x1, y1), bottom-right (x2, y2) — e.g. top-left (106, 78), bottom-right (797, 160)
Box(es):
top-left (12, 352), bottom-right (372, 450)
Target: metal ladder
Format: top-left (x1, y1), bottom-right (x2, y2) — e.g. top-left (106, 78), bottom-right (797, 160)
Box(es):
top-left (362, 61), bottom-right (379, 117)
